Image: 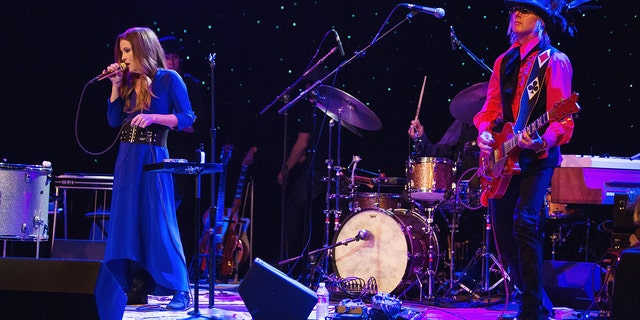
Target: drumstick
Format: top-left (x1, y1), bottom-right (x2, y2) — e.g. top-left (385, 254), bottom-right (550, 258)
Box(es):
top-left (410, 75), bottom-right (427, 138)
top-left (414, 75), bottom-right (427, 121)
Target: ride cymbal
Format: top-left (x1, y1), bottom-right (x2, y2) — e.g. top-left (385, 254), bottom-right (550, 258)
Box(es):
top-left (314, 85), bottom-right (382, 131)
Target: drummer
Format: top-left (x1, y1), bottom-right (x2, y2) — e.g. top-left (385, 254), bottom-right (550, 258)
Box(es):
top-left (408, 103), bottom-right (480, 180)
top-left (408, 118), bottom-right (478, 175)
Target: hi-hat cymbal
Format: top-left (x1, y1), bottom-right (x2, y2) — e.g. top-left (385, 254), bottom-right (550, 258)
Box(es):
top-left (314, 85), bottom-right (382, 131)
top-left (449, 82), bottom-right (488, 124)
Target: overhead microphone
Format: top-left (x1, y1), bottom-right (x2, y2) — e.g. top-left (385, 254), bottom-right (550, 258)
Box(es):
top-left (332, 29), bottom-right (346, 56)
top-left (91, 62), bottom-right (127, 83)
top-left (450, 26), bottom-right (458, 50)
top-left (399, 3), bottom-right (445, 18)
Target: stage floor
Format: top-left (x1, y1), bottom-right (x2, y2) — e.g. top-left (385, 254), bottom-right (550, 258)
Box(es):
top-left (123, 283), bottom-right (596, 320)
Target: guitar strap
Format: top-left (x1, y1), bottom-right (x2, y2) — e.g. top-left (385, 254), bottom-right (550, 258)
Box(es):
top-left (513, 46), bottom-right (557, 132)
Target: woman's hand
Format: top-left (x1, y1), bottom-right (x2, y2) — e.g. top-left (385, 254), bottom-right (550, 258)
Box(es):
top-left (131, 114), bottom-right (155, 128)
top-left (104, 62), bottom-right (124, 85)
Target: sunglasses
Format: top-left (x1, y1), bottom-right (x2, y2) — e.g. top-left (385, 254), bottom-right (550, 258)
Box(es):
top-left (509, 6), bottom-right (535, 15)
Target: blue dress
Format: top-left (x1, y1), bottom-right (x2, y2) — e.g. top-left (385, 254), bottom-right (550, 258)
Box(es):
top-left (104, 69), bottom-right (196, 295)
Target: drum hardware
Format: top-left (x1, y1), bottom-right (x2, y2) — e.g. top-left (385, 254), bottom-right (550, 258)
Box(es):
top-left (391, 204), bottom-right (444, 301)
top-left (442, 208), bottom-right (509, 300)
top-left (279, 82), bottom-right (381, 282)
top-left (456, 167), bottom-right (483, 211)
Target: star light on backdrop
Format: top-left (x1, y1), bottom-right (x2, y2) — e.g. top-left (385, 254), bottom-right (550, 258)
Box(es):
top-left (1, 0), bottom-right (637, 261)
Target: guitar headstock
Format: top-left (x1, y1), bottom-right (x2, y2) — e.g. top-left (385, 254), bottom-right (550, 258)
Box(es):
top-left (550, 92), bottom-right (580, 120)
top-left (242, 146), bottom-right (258, 167)
top-left (220, 144), bottom-right (233, 164)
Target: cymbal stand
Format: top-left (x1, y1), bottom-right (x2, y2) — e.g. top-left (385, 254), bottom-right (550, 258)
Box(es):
top-left (445, 167), bottom-right (482, 291)
top-left (443, 209), bottom-right (509, 300)
top-left (444, 192), bottom-right (464, 293)
top-left (319, 116), bottom-right (345, 281)
top-left (423, 205), bottom-right (440, 300)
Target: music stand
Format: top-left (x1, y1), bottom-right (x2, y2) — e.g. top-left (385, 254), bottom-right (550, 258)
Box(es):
top-left (144, 161), bottom-right (222, 319)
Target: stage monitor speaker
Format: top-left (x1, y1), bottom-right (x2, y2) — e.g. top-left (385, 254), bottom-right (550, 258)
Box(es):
top-left (51, 239), bottom-right (106, 260)
top-left (612, 247), bottom-right (640, 320)
top-left (238, 257), bottom-right (317, 320)
top-left (0, 257), bottom-right (126, 320)
top-left (542, 260), bottom-right (605, 310)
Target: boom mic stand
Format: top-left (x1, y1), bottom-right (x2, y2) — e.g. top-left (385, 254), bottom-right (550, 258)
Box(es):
top-left (279, 230), bottom-right (370, 282)
top-left (278, 10), bottom-right (420, 116)
top-left (268, 4), bottom-right (439, 286)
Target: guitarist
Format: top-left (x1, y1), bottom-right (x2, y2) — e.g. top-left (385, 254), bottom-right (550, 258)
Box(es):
top-left (472, 1), bottom-right (593, 319)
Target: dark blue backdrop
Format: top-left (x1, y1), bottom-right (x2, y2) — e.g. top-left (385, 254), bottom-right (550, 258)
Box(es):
top-left (1, 0), bottom-right (637, 265)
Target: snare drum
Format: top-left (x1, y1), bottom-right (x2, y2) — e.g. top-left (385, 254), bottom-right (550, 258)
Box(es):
top-left (0, 163), bottom-right (52, 240)
top-left (332, 208), bottom-right (439, 294)
top-left (407, 157), bottom-right (455, 202)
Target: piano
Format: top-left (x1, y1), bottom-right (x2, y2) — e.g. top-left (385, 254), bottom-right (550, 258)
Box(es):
top-left (551, 154), bottom-right (640, 205)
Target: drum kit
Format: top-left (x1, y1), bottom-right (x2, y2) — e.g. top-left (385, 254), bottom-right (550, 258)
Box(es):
top-left (296, 82), bottom-right (493, 301)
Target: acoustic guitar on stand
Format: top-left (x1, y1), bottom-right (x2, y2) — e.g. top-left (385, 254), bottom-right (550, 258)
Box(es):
top-left (220, 146), bottom-right (257, 279)
top-left (478, 93), bottom-right (580, 207)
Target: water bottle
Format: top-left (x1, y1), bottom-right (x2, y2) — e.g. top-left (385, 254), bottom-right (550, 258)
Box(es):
top-left (315, 282), bottom-right (329, 320)
top-left (196, 143), bottom-right (205, 164)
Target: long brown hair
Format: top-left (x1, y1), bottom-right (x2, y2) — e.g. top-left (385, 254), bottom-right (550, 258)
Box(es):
top-left (113, 27), bottom-right (167, 113)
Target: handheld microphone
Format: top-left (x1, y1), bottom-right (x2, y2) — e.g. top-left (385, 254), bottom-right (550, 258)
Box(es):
top-left (399, 3), bottom-right (445, 18)
top-left (333, 29), bottom-right (345, 56)
top-left (91, 62), bottom-right (127, 83)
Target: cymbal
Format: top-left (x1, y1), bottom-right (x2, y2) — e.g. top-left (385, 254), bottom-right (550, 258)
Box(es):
top-left (449, 82), bottom-right (488, 124)
top-left (314, 85), bottom-right (382, 131)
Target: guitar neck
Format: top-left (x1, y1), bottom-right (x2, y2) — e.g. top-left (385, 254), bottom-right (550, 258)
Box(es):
top-left (504, 111), bottom-right (551, 154)
top-left (502, 93), bottom-right (579, 155)
top-left (233, 165), bottom-right (249, 203)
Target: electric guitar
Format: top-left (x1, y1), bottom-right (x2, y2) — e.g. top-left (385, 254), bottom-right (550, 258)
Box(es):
top-left (220, 146), bottom-right (257, 277)
top-left (478, 93), bottom-right (580, 206)
top-left (199, 144), bottom-right (232, 273)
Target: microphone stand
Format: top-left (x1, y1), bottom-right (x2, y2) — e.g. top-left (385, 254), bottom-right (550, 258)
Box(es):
top-left (450, 26), bottom-right (493, 74)
top-left (206, 53), bottom-right (217, 310)
top-left (278, 236), bottom-right (363, 265)
top-left (259, 47), bottom-right (338, 116)
top-left (278, 12), bottom-right (418, 115)
top-left (269, 8), bottom-right (428, 285)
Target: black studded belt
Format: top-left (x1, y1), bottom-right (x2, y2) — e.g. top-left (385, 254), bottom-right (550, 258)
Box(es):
top-left (119, 122), bottom-right (168, 147)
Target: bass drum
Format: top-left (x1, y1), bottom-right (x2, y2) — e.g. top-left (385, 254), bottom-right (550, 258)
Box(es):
top-left (0, 163), bottom-right (52, 240)
top-left (332, 208), bottom-right (439, 295)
